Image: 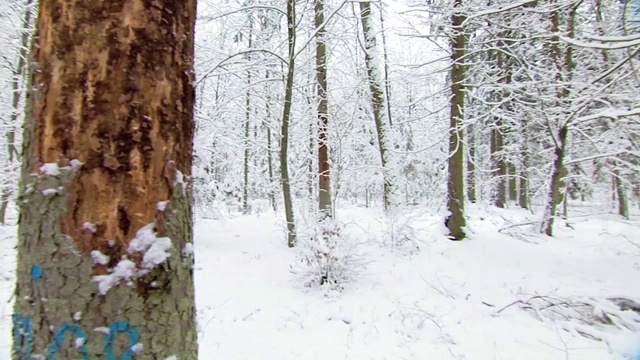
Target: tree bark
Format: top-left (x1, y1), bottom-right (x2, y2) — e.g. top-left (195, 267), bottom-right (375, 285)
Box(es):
top-left (519, 128), bottom-right (530, 209)
top-left (491, 124), bottom-right (506, 208)
top-left (541, 2), bottom-right (576, 236)
top-left (467, 123), bottom-right (476, 203)
top-left (446, 0), bottom-right (467, 240)
top-left (614, 170), bottom-right (630, 219)
top-left (315, 0), bottom-right (332, 219)
top-left (13, 1), bottom-right (198, 358)
top-left (243, 18), bottom-right (253, 215)
top-left (281, 0), bottom-right (298, 247)
top-left (358, 1), bottom-right (396, 212)
top-left (378, 0), bottom-right (393, 128)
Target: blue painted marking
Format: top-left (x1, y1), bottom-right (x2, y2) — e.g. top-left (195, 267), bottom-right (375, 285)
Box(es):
top-left (47, 322), bottom-right (89, 360)
top-left (104, 321), bottom-right (140, 360)
top-left (12, 314), bottom-right (32, 358)
top-left (31, 265), bottom-right (42, 280)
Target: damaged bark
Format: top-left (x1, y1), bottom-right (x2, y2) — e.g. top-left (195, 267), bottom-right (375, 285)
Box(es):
top-left (13, 1), bottom-right (198, 358)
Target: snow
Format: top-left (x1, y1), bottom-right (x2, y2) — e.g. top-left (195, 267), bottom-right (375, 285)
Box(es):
top-left (92, 259), bottom-right (136, 295)
top-left (90, 250), bottom-right (109, 265)
top-left (39, 163), bottom-right (60, 176)
top-left (131, 343), bottom-right (144, 353)
top-left (128, 224), bottom-right (172, 270)
top-left (0, 205), bottom-right (638, 358)
top-left (90, 223), bottom-right (173, 295)
top-left (82, 222), bottom-right (97, 233)
top-left (183, 243), bottom-right (194, 257)
top-left (93, 327), bottom-right (110, 334)
top-left (157, 201), bottom-right (169, 211)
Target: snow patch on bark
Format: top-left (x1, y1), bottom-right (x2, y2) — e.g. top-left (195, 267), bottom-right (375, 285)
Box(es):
top-left (90, 250), bottom-right (110, 265)
top-left (128, 224), bottom-right (172, 270)
top-left (39, 163), bottom-right (60, 176)
top-left (92, 223), bottom-right (173, 295)
top-left (157, 200), bottom-right (169, 211)
top-left (92, 259), bottom-right (136, 295)
top-left (83, 222), bottom-right (97, 233)
top-left (93, 327), bottom-right (110, 334)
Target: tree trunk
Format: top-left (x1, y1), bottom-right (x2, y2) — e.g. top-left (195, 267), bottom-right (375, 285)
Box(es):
top-left (446, 0), bottom-right (467, 240)
top-left (13, 2), bottom-right (198, 359)
top-left (491, 124), bottom-right (506, 208)
top-left (281, 0), bottom-right (298, 247)
top-left (315, 0), bottom-right (332, 219)
top-left (541, 2), bottom-right (576, 236)
top-left (264, 71), bottom-right (277, 213)
top-left (378, 0), bottom-right (393, 128)
top-left (519, 131), bottom-right (530, 209)
top-left (0, 0), bottom-right (34, 225)
top-left (358, 1), bottom-right (396, 212)
top-left (542, 126), bottom-right (568, 236)
top-left (508, 162), bottom-right (518, 202)
top-left (467, 123), bottom-right (476, 203)
top-left (615, 170), bottom-right (630, 219)
top-left (243, 70), bottom-right (251, 214)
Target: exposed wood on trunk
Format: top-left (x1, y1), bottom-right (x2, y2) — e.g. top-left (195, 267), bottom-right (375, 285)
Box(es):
top-left (13, 1), bottom-right (198, 358)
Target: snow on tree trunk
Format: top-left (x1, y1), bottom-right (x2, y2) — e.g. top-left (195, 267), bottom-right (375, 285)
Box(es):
top-left (315, 0), bottom-right (332, 219)
top-left (358, 0), bottom-right (397, 212)
top-left (13, 1), bottom-right (198, 358)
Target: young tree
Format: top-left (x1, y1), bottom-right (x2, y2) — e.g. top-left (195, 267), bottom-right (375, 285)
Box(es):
top-left (13, 1), bottom-right (198, 358)
top-left (281, 0), bottom-right (298, 247)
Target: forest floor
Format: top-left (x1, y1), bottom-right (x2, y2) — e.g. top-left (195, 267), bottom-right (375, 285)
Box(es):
top-left (0, 202), bottom-right (639, 359)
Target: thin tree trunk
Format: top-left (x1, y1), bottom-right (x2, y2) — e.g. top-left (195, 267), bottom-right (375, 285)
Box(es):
top-left (243, 71), bottom-right (251, 214)
top-left (467, 124), bottom-right (476, 203)
top-left (378, 0), bottom-right (393, 128)
top-left (508, 162), bottom-right (518, 202)
top-left (315, 0), bottom-right (332, 219)
top-left (358, 1), bottom-right (395, 212)
top-left (13, 2), bottom-right (198, 358)
top-left (615, 170), bottom-right (630, 219)
top-left (491, 124), bottom-right (506, 208)
top-left (519, 129), bottom-right (530, 209)
top-left (264, 71), bottom-right (277, 212)
top-left (281, 0), bottom-right (298, 247)
top-left (446, 0), bottom-right (467, 240)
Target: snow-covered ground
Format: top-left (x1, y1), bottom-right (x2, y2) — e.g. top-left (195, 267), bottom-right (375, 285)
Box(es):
top-left (1, 203), bottom-right (639, 359)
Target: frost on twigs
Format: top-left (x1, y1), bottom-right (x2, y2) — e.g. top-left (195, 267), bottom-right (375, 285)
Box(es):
top-left (495, 295), bottom-right (640, 354)
top-left (92, 223), bottom-right (173, 295)
top-left (374, 210), bottom-right (420, 255)
top-left (291, 217), bottom-right (366, 292)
